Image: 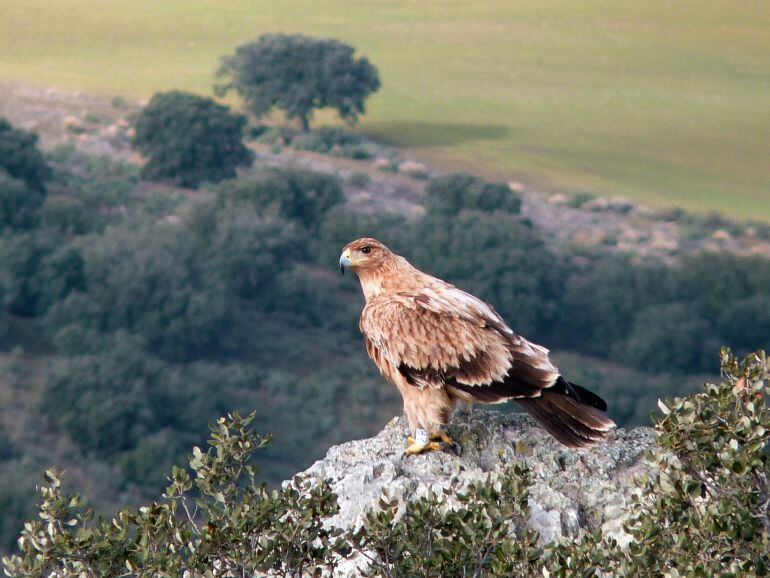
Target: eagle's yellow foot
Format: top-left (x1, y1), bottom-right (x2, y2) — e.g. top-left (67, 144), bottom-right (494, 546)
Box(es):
top-left (431, 430), bottom-right (457, 446)
top-left (404, 440), bottom-right (447, 456)
top-left (404, 429), bottom-right (460, 456)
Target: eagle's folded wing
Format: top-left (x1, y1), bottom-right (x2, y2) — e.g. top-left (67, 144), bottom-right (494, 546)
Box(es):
top-left (360, 284), bottom-right (559, 400)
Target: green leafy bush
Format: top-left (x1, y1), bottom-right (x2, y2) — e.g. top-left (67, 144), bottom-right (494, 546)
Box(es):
top-left (47, 144), bottom-right (139, 208)
top-left (3, 413), bottom-right (348, 577)
top-left (621, 349), bottom-right (770, 575)
top-left (46, 224), bottom-right (231, 359)
top-left (0, 232), bottom-right (84, 317)
top-left (619, 302), bottom-right (715, 373)
top-left (5, 351), bottom-right (770, 576)
top-left (0, 172), bottom-right (44, 232)
top-left (133, 91), bottom-right (254, 188)
top-left (425, 173), bottom-right (521, 216)
top-left (199, 204), bottom-right (302, 299)
top-left (351, 466), bottom-right (539, 578)
top-left (0, 118), bottom-right (51, 192)
top-left (215, 167), bottom-right (344, 230)
top-left (41, 195), bottom-right (99, 235)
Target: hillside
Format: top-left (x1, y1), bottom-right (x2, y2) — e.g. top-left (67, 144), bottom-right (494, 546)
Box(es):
top-left (1, 2), bottom-right (769, 219)
top-left (0, 84), bottom-right (769, 557)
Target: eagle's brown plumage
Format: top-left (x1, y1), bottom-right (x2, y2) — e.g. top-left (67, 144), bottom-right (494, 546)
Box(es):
top-left (340, 237), bottom-right (615, 450)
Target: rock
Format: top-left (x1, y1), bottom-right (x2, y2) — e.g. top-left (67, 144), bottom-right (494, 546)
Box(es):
top-left (582, 197), bottom-right (611, 212)
top-left (712, 229), bottom-right (732, 242)
top-left (547, 193), bottom-right (568, 205)
top-left (397, 160), bottom-right (428, 179)
top-left (372, 157), bottom-right (392, 171)
top-left (298, 410), bottom-right (656, 576)
top-left (607, 196), bottom-right (634, 213)
top-left (571, 229), bottom-right (608, 247)
top-left (62, 115), bottom-right (86, 133)
top-left (508, 181), bottom-right (526, 193)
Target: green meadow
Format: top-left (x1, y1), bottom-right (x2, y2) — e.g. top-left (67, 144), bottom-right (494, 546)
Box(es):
top-left (1, 0), bottom-right (768, 220)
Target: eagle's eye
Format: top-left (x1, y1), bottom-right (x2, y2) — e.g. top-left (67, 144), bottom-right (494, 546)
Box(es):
top-left (361, 246), bottom-right (372, 255)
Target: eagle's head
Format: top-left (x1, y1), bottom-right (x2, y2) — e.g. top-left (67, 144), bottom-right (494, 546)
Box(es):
top-left (339, 237), bottom-right (393, 275)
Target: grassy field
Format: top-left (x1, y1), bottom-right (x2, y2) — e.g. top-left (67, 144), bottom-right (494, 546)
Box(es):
top-left (1, 1), bottom-right (768, 220)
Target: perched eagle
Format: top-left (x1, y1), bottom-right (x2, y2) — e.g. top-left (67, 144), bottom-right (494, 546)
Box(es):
top-left (339, 237), bottom-right (615, 455)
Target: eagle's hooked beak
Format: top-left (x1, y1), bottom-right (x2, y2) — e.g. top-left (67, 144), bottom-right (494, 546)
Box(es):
top-left (339, 248), bottom-right (353, 275)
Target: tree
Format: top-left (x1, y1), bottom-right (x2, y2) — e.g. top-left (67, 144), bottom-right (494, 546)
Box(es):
top-left (0, 118), bottom-right (51, 192)
top-left (618, 302), bottom-right (716, 373)
top-left (132, 91), bottom-right (253, 188)
top-left (215, 167), bottom-right (345, 230)
top-left (217, 34), bottom-right (381, 131)
top-left (425, 173), bottom-right (521, 216)
top-left (0, 172), bottom-right (45, 232)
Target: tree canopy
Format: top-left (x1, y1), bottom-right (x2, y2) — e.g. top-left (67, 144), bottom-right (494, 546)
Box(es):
top-left (216, 34), bottom-right (381, 130)
top-left (0, 118), bottom-right (51, 192)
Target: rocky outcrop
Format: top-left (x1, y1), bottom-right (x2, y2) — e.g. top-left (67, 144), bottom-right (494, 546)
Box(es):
top-left (299, 409), bottom-right (656, 575)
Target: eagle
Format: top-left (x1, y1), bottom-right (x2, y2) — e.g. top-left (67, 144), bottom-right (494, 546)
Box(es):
top-left (339, 237), bottom-right (615, 455)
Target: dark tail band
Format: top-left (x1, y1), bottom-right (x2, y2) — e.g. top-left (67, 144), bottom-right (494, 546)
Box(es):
top-left (517, 386), bottom-right (616, 448)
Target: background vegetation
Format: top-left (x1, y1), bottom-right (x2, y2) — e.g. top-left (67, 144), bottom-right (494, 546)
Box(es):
top-left (0, 111), bottom-right (768, 554)
top-left (1, 1), bottom-right (768, 218)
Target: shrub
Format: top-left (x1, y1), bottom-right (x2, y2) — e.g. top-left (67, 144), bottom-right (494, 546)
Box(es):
top-left (622, 349), bottom-right (770, 575)
top-left (0, 232), bottom-right (84, 317)
top-left (0, 172), bottom-right (45, 232)
top-left (719, 294), bottom-right (770, 354)
top-left (201, 205), bottom-right (302, 299)
top-left (3, 413), bottom-right (348, 576)
top-left (290, 126), bottom-right (364, 154)
top-left (348, 171), bottom-right (371, 188)
top-left (46, 224), bottom-right (231, 359)
top-left (350, 466), bottom-right (539, 578)
top-left (425, 173), bottom-right (521, 216)
top-left (6, 351), bottom-right (770, 576)
top-left (133, 91), bottom-right (254, 188)
top-left (0, 118), bottom-right (51, 192)
top-left (215, 167), bottom-right (344, 230)
top-left (216, 34), bottom-right (380, 131)
top-left (41, 196), bottom-right (99, 235)
top-left (47, 144), bottom-right (139, 208)
top-left (618, 302), bottom-right (716, 373)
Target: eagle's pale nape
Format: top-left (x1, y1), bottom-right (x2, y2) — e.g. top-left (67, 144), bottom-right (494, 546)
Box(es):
top-left (339, 237), bottom-right (616, 455)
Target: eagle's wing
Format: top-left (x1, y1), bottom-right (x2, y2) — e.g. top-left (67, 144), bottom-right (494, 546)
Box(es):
top-left (360, 283), bottom-right (559, 401)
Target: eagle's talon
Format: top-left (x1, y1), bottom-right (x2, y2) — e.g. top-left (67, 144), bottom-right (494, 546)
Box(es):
top-left (404, 440), bottom-right (447, 456)
top-left (431, 431), bottom-right (456, 445)
top-left (404, 441), bottom-right (460, 456)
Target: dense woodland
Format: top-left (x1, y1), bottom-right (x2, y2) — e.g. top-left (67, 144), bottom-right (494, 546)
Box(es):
top-left (0, 115), bottom-right (769, 553)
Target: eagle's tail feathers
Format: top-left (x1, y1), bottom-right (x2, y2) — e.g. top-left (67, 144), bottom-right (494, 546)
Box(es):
top-left (517, 389), bottom-right (615, 448)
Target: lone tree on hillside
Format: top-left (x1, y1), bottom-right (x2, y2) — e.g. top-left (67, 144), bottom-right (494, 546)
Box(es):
top-left (133, 91), bottom-right (254, 188)
top-left (216, 34), bottom-right (381, 131)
